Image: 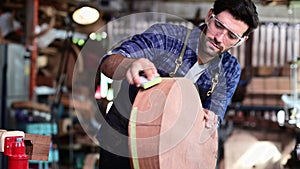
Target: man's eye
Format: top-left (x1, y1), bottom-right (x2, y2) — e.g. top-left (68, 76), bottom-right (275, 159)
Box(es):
top-left (214, 20), bottom-right (224, 29)
top-left (228, 32), bottom-right (239, 40)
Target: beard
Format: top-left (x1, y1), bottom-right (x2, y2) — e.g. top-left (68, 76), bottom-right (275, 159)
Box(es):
top-left (198, 29), bottom-right (230, 63)
top-left (199, 34), bottom-right (221, 57)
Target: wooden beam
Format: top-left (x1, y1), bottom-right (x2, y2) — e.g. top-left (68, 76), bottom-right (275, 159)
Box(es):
top-left (25, 0), bottom-right (39, 100)
top-left (11, 101), bottom-right (51, 113)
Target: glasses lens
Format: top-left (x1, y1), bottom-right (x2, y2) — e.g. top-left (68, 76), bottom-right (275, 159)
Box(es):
top-left (208, 16), bottom-right (241, 45)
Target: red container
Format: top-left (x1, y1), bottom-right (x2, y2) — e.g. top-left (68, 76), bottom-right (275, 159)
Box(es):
top-left (5, 136), bottom-right (29, 169)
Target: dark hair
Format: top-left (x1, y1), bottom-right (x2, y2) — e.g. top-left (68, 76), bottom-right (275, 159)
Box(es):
top-left (213, 0), bottom-right (259, 36)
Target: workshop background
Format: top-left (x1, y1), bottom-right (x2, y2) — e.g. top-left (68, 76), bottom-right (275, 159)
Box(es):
top-left (1, 0), bottom-right (300, 169)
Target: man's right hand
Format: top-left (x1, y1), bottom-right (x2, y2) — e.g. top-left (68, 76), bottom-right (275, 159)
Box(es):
top-left (100, 54), bottom-right (160, 87)
top-left (125, 58), bottom-right (159, 87)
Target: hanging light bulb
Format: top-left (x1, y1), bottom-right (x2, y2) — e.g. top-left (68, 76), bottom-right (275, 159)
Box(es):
top-left (72, 6), bottom-right (100, 25)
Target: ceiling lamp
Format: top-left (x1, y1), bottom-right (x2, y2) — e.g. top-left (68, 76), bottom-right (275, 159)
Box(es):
top-left (72, 6), bottom-right (100, 25)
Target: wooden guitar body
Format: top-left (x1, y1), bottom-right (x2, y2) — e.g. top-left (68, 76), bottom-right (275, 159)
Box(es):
top-left (128, 78), bottom-right (218, 169)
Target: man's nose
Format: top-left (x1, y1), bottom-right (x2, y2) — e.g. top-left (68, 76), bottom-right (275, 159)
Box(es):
top-left (215, 30), bottom-right (227, 42)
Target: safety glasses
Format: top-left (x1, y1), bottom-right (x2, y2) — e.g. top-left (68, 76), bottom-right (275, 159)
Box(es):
top-left (207, 14), bottom-right (244, 46)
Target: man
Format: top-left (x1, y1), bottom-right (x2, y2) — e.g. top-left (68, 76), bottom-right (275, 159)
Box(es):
top-left (98, 0), bottom-right (259, 168)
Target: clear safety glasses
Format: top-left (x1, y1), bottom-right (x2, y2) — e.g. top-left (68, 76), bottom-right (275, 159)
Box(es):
top-left (207, 14), bottom-right (244, 46)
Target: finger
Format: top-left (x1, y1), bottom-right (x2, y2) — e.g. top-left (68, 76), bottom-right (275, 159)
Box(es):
top-left (143, 67), bottom-right (159, 80)
top-left (126, 58), bottom-right (158, 87)
top-left (140, 60), bottom-right (159, 80)
top-left (205, 111), bottom-right (217, 129)
top-left (128, 61), bottom-right (144, 86)
top-left (203, 109), bottom-right (210, 120)
top-left (131, 59), bottom-right (153, 83)
top-left (126, 70), bottom-right (134, 85)
top-left (133, 75), bottom-right (141, 87)
top-left (126, 66), bottom-right (142, 86)
top-left (203, 113), bottom-right (209, 121)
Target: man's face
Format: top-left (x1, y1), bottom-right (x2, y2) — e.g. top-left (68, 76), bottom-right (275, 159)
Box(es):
top-left (199, 10), bottom-right (249, 58)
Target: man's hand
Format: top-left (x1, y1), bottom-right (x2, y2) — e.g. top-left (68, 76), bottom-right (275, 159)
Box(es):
top-left (125, 58), bottom-right (159, 87)
top-left (100, 54), bottom-right (160, 87)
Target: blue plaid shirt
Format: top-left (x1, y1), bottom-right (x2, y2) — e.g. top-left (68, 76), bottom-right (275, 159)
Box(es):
top-left (105, 23), bottom-right (241, 125)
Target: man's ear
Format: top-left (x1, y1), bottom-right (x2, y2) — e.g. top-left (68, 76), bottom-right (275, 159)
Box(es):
top-left (205, 8), bottom-right (214, 23)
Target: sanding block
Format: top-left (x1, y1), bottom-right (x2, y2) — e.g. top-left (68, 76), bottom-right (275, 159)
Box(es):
top-left (139, 76), bottom-right (162, 89)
